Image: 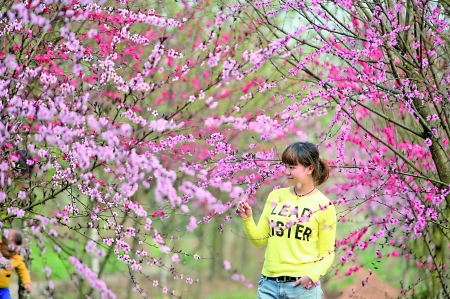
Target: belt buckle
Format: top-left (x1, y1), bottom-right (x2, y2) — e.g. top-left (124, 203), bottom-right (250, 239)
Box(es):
top-left (276, 276), bottom-right (287, 282)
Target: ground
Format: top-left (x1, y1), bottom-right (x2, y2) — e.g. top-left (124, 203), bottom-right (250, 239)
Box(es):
top-left (325, 270), bottom-right (401, 299)
top-left (8, 269), bottom-right (402, 299)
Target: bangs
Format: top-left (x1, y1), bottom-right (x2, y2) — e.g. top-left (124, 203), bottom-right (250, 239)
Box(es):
top-left (281, 143), bottom-right (312, 166)
top-left (281, 146), bottom-right (298, 165)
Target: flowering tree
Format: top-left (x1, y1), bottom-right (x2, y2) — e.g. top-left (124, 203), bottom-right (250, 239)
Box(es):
top-left (0, 0), bottom-right (302, 298)
top-left (238, 0), bottom-right (450, 297)
top-left (1, 0), bottom-right (449, 298)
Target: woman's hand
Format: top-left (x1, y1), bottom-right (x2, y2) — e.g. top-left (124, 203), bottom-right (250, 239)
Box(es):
top-left (292, 276), bottom-right (313, 289)
top-left (236, 201), bottom-right (252, 219)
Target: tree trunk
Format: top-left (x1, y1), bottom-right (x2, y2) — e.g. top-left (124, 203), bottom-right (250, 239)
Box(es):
top-left (209, 218), bottom-right (224, 281)
top-left (90, 229), bottom-right (100, 299)
top-left (193, 225), bottom-right (204, 299)
top-left (18, 220), bottom-right (31, 299)
top-left (412, 97), bottom-right (450, 297)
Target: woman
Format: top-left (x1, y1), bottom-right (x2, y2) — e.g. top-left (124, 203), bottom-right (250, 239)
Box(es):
top-left (237, 142), bottom-right (336, 299)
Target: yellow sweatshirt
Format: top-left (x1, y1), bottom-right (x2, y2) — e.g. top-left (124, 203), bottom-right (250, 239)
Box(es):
top-left (242, 187), bottom-right (336, 283)
top-left (0, 244), bottom-right (31, 288)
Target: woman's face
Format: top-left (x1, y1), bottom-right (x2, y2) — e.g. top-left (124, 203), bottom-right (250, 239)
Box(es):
top-left (284, 163), bottom-right (314, 187)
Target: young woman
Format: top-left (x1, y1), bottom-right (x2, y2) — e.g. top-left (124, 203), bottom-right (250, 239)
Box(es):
top-left (237, 142), bottom-right (336, 299)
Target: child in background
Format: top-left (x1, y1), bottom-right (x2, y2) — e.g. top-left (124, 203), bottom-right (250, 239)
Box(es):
top-left (0, 229), bottom-right (32, 299)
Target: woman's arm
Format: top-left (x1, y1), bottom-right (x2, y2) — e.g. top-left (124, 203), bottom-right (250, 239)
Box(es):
top-left (240, 196), bottom-right (273, 248)
top-left (307, 203), bottom-right (337, 283)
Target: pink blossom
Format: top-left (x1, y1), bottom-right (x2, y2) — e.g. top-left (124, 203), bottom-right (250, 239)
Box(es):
top-left (171, 254), bottom-right (180, 263)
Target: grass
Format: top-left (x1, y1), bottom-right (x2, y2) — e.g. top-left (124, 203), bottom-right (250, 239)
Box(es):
top-left (359, 247), bottom-right (404, 284)
top-left (327, 275), bottom-right (355, 291)
top-left (325, 244), bottom-right (404, 294)
top-left (31, 241), bottom-right (71, 280)
top-left (30, 239), bottom-right (127, 280)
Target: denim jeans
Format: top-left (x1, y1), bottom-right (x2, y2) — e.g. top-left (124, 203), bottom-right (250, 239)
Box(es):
top-left (257, 276), bottom-right (324, 299)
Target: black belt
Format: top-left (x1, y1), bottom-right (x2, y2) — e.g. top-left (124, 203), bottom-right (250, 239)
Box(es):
top-left (263, 275), bottom-right (299, 282)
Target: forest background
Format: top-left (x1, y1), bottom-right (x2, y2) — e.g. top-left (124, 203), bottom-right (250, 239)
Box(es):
top-left (1, 0), bottom-right (449, 298)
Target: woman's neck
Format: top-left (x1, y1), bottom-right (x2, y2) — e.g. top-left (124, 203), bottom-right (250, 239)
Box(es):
top-left (293, 183), bottom-right (316, 196)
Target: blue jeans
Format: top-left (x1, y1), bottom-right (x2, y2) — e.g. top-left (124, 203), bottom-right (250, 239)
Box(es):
top-left (0, 289), bottom-right (11, 299)
top-left (257, 276), bottom-right (324, 299)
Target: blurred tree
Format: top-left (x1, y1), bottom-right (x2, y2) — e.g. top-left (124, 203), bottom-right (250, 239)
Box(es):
top-left (1, 0), bottom-right (449, 298)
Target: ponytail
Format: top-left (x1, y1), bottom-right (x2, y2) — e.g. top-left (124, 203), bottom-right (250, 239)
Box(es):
top-left (314, 158), bottom-right (329, 186)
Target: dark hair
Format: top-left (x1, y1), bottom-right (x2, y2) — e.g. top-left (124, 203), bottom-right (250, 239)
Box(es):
top-left (2, 229), bottom-right (23, 246)
top-left (12, 230), bottom-right (23, 246)
top-left (281, 142), bottom-right (330, 186)
top-left (11, 149), bottom-right (34, 174)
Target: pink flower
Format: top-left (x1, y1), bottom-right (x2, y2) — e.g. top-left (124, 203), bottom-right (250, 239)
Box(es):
top-left (223, 260), bottom-right (231, 270)
top-left (18, 191), bottom-right (26, 199)
top-left (131, 263), bottom-right (142, 271)
top-left (171, 254), bottom-right (180, 263)
top-left (186, 216), bottom-right (197, 232)
top-left (85, 241), bottom-right (96, 253)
